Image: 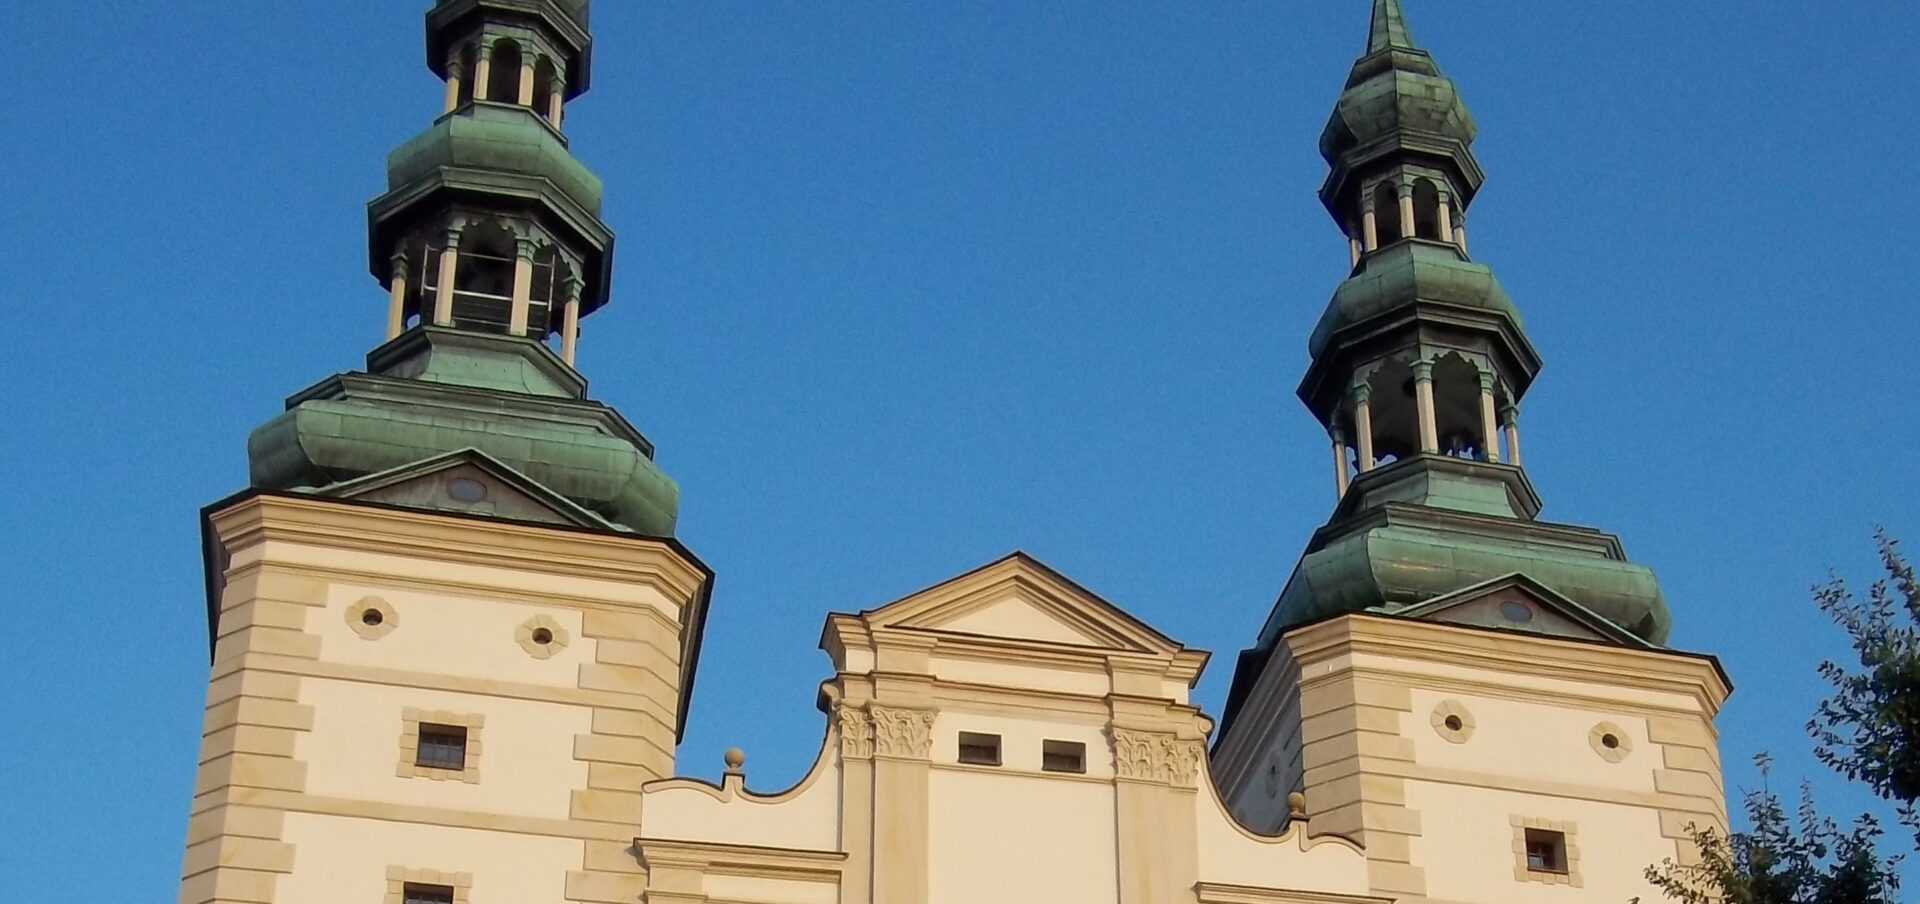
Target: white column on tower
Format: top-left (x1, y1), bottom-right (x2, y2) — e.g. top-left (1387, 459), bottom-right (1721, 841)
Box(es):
top-left (1412, 359), bottom-right (1439, 454)
top-left (1397, 184), bottom-right (1416, 241)
top-left (433, 227), bottom-right (462, 327)
top-left (548, 74), bottom-right (568, 128)
top-left (508, 237), bottom-right (537, 336)
top-left (560, 275), bottom-right (583, 366)
top-left (1332, 422), bottom-right (1351, 497)
top-left (385, 252), bottom-right (410, 340)
top-left (1503, 403), bottom-right (1522, 467)
top-left (517, 47), bottom-right (538, 107)
top-left (1352, 383), bottom-right (1376, 472)
top-left (472, 44), bottom-right (495, 102)
top-left (1437, 195), bottom-right (1455, 245)
top-left (442, 57), bottom-right (465, 114)
top-left (1477, 371), bottom-right (1500, 463)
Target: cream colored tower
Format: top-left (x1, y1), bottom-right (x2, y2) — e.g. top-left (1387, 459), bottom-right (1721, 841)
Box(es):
top-left (177, 3), bottom-right (712, 903)
top-left (1210, 2), bottom-right (1731, 902)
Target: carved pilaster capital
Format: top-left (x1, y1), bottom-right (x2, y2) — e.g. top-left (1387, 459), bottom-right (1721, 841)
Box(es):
top-left (836, 705), bottom-right (874, 760)
top-left (1110, 728), bottom-right (1203, 788)
top-left (868, 705), bottom-right (937, 759)
top-left (1349, 381), bottom-right (1372, 406)
top-left (1476, 369), bottom-right (1497, 392)
top-left (515, 236), bottom-right (539, 261)
top-left (1411, 359), bottom-right (1435, 382)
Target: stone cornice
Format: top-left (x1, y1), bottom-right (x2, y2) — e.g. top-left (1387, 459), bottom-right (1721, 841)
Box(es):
top-left (208, 492), bottom-right (706, 603)
top-left (1286, 614), bottom-right (1732, 715)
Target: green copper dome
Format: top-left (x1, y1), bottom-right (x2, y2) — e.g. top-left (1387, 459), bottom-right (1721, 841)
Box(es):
top-left (387, 104), bottom-right (603, 216)
top-left (1317, 0), bottom-right (1475, 166)
top-left (1309, 240), bottom-right (1518, 359)
top-left (247, 330), bottom-right (678, 536)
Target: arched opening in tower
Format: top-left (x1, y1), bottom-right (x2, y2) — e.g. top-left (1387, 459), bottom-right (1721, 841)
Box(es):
top-left (454, 44), bottom-right (477, 108)
top-left (533, 57), bottom-right (559, 122)
top-left (452, 221), bottom-right (518, 333)
top-left (1432, 353), bottom-right (1487, 459)
top-left (488, 39), bottom-right (523, 107)
top-left (1372, 183), bottom-right (1403, 246)
top-left (1412, 179), bottom-right (1442, 241)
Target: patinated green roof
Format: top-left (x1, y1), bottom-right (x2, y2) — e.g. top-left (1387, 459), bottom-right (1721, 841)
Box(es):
top-left (247, 328), bottom-right (677, 536)
top-left (387, 103), bottom-right (603, 216)
top-left (1309, 240), bottom-right (1518, 359)
top-left (1257, 458), bottom-right (1673, 647)
top-left (1319, 0), bottom-right (1475, 170)
top-left (1368, 0), bottom-right (1414, 54)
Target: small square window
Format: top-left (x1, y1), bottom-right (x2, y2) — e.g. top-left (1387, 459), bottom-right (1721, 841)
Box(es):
top-left (402, 883), bottom-right (455, 904)
top-left (957, 731), bottom-right (1001, 766)
top-left (1042, 739), bottom-right (1086, 774)
top-left (416, 724), bottom-right (468, 771)
top-left (1525, 829), bottom-right (1567, 873)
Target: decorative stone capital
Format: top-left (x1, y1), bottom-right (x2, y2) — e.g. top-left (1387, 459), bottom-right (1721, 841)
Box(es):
top-left (1411, 359), bottom-right (1435, 382)
top-left (1502, 403), bottom-right (1520, 424)
top-left (476, 42), bottom-right (495, 61)
top-left (868, 705), bottom-right (937, 759)
top-left (1110, 728), bottom-right (1203, 788)
top-left (445, 56), bottom-right (467, 78)
top-left (563, 273), bottom-right (585, 301)
top-left (1476, 370), bottom-right (1497, 392)
top-left (836, 705), bottom-right (874, 760)
top-left (388, 250), bottom-right (411, 276)
top-left (515, 237), bottom-right (539, 261)
top-left (1349, 381), bottom-right (1372, 405)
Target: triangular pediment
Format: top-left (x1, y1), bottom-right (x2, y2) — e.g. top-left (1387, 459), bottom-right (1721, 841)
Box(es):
top-left (1391, 573), bottom-right (1650, 648)
top-left (317, 448), bottom-right (617, 530)
top-left (861, 553), bottom-right (1185, 655)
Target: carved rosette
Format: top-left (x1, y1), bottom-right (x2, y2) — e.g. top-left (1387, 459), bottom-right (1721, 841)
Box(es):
top-left (836, 705), bottom-right (875, 760)
top-left (1110, 728), bottom-right (1203, 788)
top-left (868, 706), bottom-right (937, 759)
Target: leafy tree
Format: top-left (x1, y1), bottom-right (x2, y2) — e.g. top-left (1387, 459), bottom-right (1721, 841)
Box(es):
top-left (1642, 754), bottom-right (1899, 904)
top-left (1811, 529), bottom-right (1920, 844)
top-left (1642, 531), bottom-right (1917, 902)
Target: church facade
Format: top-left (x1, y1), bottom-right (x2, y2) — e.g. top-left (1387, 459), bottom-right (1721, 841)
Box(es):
top-left (176, 3), bottom-right (1730, 904)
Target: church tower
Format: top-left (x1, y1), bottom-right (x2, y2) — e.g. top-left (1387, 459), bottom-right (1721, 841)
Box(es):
top-left (179, 4), bottom-right (709, 904)
top-left (1211, 2), bottom-right (1730, 901)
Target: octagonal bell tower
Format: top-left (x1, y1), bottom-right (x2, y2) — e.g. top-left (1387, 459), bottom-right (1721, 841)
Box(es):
top-left (179, 5), bottom-right (710, 904)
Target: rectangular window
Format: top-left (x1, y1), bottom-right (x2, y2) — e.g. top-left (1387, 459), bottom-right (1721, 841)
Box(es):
top-left (957, 731), bottom-right (1001, 766)
top-left (1042, 739), bottom-right (1086, 774)
top-left (1525, 829), bottom-right (1567, 873)
top-left (402, 884), bottom-right (455, 904)
top-left (415, 724), bottom-right (468, 771)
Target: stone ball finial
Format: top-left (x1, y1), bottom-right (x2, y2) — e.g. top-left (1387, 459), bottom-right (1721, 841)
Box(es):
top-left (1287, 792), bottom-right (1308, 819)
top-left (723, 747), bottom-right (746, 771)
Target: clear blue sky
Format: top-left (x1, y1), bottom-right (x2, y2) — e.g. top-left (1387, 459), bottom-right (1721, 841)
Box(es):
top-left (3, 1), bottom-right (1916, 899)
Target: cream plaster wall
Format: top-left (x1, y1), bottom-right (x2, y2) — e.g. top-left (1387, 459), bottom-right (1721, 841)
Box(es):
top-left (702, 874), bottom-right (840, 904)
top-left (1193, 775), bottom-right (1371, 894)
top-left (926, 768), bottom-right (1119, 904)
top-left (276, 541), bottom-right (682, 617)
top-left (941, 596), bottom-right (1110, 646)
top-left (279, 811), bottom-right (583, 904)
top-left (316, 581), bottom-right (596, 686)
top-left (1405, 689), bottom-right (1656, 794)
top-left (640, 767), bottom-right (843, 850)
top-left (930, 710), bottom-right (1113, 778)
top-left (1406, 781), bottom-right (1672, 904)
top-left (298, 678), bottom-right (592, 818)
top-left (930, 655), bottom-right (1113, 698)
top-left (1351, 650), bottom-right (1704, 712)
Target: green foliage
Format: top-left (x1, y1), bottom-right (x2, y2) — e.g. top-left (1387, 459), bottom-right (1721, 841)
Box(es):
top-left (1641, 755), bottom-right (1900, 904)
top-left (1643, 532), bottom-right (1918, 902)
top-left (1811, 530), bottom-right (1920, 843)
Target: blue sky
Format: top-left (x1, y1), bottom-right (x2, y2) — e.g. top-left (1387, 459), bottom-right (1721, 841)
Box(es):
top-left (3, 1), bottom-right (1917, 899)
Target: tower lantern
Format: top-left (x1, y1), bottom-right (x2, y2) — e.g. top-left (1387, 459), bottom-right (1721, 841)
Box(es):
top-left (372, 0), bottom-right (609, 362)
